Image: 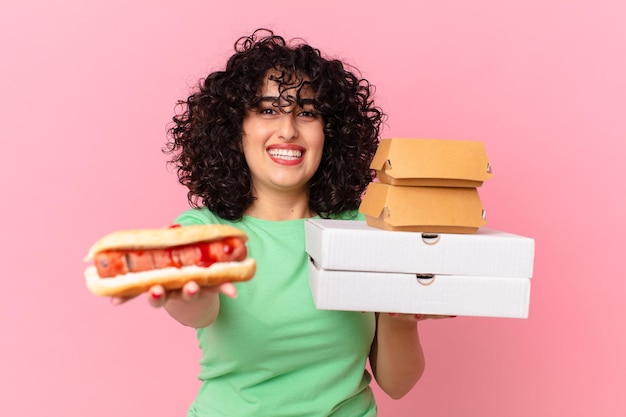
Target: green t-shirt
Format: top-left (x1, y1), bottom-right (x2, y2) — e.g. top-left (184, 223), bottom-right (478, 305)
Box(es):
top-left (175, 208), bottom-right (377, 417)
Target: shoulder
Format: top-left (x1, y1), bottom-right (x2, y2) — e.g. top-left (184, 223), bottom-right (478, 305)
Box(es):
top-left (328, 209), bottom-right (365, 221)
top-left (174, 207), bottom-right (226, 226)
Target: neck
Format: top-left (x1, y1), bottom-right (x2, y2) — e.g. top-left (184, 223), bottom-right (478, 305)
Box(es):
top-left (244, 190), bottom-right (314, 221)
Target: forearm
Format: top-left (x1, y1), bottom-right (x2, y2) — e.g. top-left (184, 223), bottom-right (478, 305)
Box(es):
top-left (370, 313), bottom-right (425, 399)
top-left (163, 292), bottom-right (220, 328)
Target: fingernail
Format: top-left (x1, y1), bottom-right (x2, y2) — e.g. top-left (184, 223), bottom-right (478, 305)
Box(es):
top-left (151, 290), bottom-right (163, 300)
top-left (414, 314), bottom-right (423, 320)
top-left (110, 297), bottom-right (122, 305)
top-left (388, 312), bottom-right (397, 316)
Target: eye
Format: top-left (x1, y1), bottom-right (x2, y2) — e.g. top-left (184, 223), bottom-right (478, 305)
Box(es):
top-left (259, 107), bottom-right (277, 115)
top-left (298, 109), bottom-right (319, 118)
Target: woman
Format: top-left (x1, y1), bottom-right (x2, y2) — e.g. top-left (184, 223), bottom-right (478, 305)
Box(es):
top-left (122, 29), bottom-right (433, 416)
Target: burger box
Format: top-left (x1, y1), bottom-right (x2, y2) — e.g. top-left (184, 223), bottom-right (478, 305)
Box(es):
top-left (304, 219), bottom-right (535, 318)
top-left (372, 138), bottom-right (493, 187)
top-left (359, 182), bottom-right (487, 234)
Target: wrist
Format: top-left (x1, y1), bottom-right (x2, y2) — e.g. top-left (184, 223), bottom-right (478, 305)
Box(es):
top-left (379, 312), bottom-right (419, 330)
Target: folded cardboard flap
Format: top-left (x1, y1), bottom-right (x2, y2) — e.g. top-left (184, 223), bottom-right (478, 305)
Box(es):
top-left (359, 182), bottom-right (487, 233)
top-left (372, 138), bottom-right (493, 187)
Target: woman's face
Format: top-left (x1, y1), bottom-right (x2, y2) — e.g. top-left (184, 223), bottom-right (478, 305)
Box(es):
top-left (241, 73), bottom-right (324, 198)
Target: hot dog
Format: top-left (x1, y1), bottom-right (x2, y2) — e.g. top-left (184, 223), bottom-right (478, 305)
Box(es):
top-left (84, 224), bottom-right (256, 297)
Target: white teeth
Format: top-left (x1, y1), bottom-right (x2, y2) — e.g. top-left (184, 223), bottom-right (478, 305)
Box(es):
top-left (268, 149), bottom-right (302, 160)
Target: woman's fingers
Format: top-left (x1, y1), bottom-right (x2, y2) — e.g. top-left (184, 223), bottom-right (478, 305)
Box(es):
top-left (385, 312), bottom-right (457, 321)
top-left (110, 294), bottom-right (139, 306)
top-left (148, 285), bottom-right (168, 308)
top-left (181, 281), bottom-right (238, 300)
top-left (415, 314), bottom-right (456, 321)
top-left (111, 281), bottom-right (239, 308)
top-left (181, 281), bottom-right (201, 302)
top-left (149, 281), bottom-right (238, 307)
top-left (217, 282), bottom-right (238, 298)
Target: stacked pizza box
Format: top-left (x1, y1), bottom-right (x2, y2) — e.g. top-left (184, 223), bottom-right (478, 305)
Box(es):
top-left (305, 138), bottom-right (535, 319)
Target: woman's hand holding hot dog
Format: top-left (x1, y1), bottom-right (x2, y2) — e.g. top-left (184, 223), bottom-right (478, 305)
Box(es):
top-left (110, 281), bottom-right (238, 328)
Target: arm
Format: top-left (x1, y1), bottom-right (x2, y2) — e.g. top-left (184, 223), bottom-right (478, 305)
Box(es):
top-left (369, 313), bottom-right (425, 399)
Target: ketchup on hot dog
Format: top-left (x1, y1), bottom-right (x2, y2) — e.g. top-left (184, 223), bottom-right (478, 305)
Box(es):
top-left (94, 237), bottom-right (247, 278)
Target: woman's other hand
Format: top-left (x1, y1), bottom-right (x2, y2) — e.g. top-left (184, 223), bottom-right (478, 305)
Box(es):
top-left (385, 312), bottom-right (456, 322)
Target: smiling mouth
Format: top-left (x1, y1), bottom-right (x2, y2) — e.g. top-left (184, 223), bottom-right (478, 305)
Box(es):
top-left (268, 148), bottom-right (303, 160)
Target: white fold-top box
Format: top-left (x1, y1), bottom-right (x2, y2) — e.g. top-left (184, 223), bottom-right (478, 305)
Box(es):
top-left (305, 219), bottom-right (535, 318)
top-left (308, 263), bottom-right (532, 318)
top-left (305, 219), bottom-right (535, 278)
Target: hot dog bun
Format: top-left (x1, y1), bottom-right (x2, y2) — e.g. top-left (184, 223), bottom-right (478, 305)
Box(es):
top-left (85, 259), bottom-right (256, 297)
top-left (84, 224), bottom-right (256, 297)
top-left (83, 224), bottom-right (248, 261)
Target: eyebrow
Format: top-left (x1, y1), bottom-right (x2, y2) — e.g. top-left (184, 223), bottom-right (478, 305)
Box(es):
top-left (258, 96), bottom-right (316, 106)
top-left (258, 96), bottom-right (279, 104)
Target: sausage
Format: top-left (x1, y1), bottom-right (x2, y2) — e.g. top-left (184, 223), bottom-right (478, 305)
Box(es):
top-left (94, 237), bottom-right (248, 278)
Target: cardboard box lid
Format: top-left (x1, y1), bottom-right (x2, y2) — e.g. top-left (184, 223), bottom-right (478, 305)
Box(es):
top-left (359, 182), bottom-right (487, 233)
top-left (304, 219), bottom-right (535, 278)
top-left (308, 260), bottom-right (531, 318)
top-left (371, 138), bottom-right (493, 187)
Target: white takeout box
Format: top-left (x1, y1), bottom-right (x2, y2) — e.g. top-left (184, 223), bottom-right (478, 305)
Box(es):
top-left (308, 262), bottom-right (531, 318)
top-left (305, 219), bottom-right (535, 278)
top-left (304, 219), bottom-right (535, 318)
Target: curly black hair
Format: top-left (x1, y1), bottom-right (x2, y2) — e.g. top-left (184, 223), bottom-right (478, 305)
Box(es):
top-left (164, 28), bottom-right (385, 220)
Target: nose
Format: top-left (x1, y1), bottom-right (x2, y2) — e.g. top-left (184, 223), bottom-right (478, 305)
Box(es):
top-left (277, 113), bottom-right (298, 141)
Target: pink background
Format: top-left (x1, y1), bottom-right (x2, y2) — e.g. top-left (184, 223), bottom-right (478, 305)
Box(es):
top-left (2, 1), bottom-right (624, 416)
